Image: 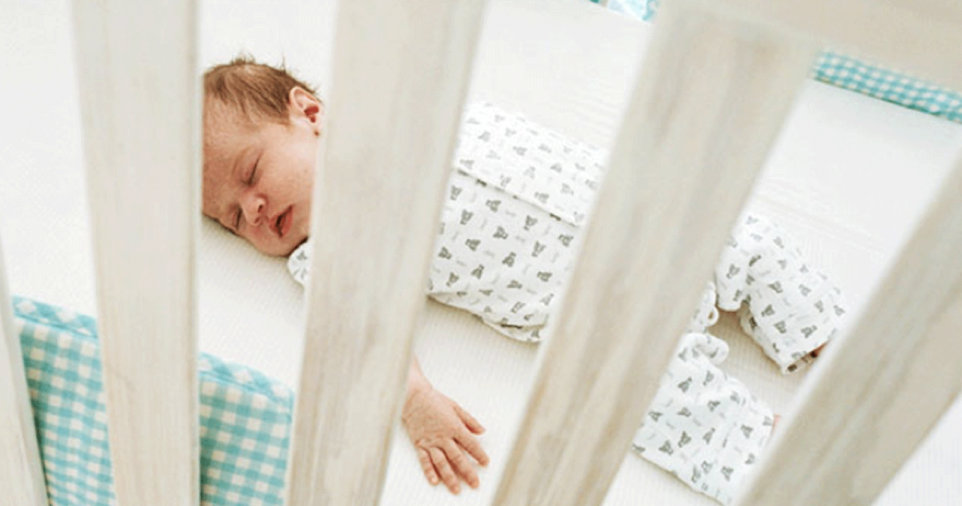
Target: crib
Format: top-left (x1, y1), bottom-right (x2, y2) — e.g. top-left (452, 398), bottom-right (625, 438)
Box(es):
top-left (2, 0), bottom-right (962, 504)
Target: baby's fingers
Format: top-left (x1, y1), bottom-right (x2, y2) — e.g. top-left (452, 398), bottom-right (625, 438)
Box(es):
top-left (454, 403), bottom-right (485, 434)
top-left (456, 432), bottom-right (489, 467)
top-left (443, 441), bottom-right (479, 489)
top-left (429, 447), bottom-right (460, 494)
top-left (417, 448), bottom-right (439, 486)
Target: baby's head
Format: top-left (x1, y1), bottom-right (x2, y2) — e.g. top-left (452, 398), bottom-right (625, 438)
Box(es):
top-left (202, 57), bottom-right (322, 256)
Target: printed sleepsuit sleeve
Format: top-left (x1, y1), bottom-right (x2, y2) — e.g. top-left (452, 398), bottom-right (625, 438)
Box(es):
top-left (632, 332), bottom-right (775, 506)
top-left (714, 213), bottom-right (848, 373)
top-left (426, 101), bottom-right (611, 343)
top-left (284, 169), bottom-right (575, 347)
top-left (288, 241), bottom-right (311, 286)
top-left (427, 170), bottom-right (580, 343)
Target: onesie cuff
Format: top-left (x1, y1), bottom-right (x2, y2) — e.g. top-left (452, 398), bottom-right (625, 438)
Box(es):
top-left (632, 332), bottom-right (775, 505)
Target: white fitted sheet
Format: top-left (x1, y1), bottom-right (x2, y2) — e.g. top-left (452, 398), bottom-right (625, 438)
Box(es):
top-left (1, 0), bottom-right (960, 504)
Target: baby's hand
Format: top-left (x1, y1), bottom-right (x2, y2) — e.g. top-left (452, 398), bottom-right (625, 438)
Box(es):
top-left (401, 385), bottom-right (489, 494)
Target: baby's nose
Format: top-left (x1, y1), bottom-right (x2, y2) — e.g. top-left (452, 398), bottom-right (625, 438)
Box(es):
top-left (242, 197), bottom-right (266, 226)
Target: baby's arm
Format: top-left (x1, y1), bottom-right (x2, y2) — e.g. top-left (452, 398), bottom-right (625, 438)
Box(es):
top-left (402, 357), bottom-right (489, 494)
top-left (287, 243), bottom-right (489, 492)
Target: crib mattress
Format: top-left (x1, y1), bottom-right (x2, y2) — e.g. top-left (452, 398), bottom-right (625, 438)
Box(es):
top-left (2, 0), bottom-right (961, 504)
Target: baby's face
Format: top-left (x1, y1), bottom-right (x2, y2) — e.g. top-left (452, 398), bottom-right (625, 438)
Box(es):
top-left (202, 90), bottom-right (321, 256)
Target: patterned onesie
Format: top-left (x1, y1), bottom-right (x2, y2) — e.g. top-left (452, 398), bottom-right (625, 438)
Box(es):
top-left (287, 102), bottom-right (846, 504)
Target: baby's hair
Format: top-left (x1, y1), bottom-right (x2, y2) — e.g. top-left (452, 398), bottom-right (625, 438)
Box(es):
top-left (204, 55), bottom-right (319, 123)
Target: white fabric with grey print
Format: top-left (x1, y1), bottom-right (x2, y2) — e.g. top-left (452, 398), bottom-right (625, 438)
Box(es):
top-left (287, 101), bottom-right (846, 505)
top-left (427, 169), bottom-right (579, 341)
top-left (632, 331), bottom-right (775, 506)
top-left (630, 282), bottom-right (776, 505)
top-left (714, 214), bottom-right (847, 373)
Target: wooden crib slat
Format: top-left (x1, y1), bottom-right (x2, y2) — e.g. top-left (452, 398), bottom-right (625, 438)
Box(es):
top-left (72, 1), bottom-right (200, 504)
top-left (284, 1), bottom-right (488, 504)
top-left (736, 160), bottom-right (962, 504)
top-left (0, 238), bottom-right (48, 505)
top-left (706, 0), bottom-right (962, 90)
top-left (493, 2), bottom-right (819, 504)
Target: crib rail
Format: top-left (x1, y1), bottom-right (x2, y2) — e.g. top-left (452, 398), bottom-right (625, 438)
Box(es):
top-left (71, 0), bottom-right (200, 504)
top-left (736, 161), bottom-right (962, 504)
top-left (706, 0), bottom-right (962, 90)
top-left (283, 0), bottom-right (488, 503)
top-left (0, 238), bottom-right (48, 505)
top-left (11, 0), bottom-right (956, 505)
top-left (494, 0), bottom-right (962, 501)
top-left (494, 2), bottom-right (818, 504)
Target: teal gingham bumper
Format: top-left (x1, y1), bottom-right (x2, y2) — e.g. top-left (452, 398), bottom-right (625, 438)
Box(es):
top-left (12, 297), bottom-right (294, 505)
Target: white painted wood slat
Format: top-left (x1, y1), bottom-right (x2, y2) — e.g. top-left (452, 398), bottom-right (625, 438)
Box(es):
top-left (737, 158), bottom-right (962, 505)
top-left (284, 0), bottom-right (488, 504)
top-left (705, 0), bottom-right (962, 91)
top-left (493, 2), bottom-right (819, 504)
top-left (71, 1), bottom-right (200, 504)
top-left (0, 237), bottom-right (48, 505)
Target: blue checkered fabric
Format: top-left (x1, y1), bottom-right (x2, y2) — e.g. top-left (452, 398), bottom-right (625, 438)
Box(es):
top-left (603, 0), bottom-right (962, 125)
top-left (812, 52), bottom-right (962, 123)
top-left (12, 296), bottom-right (294, 505)
top-left (605, 0), bottom-right (657, 21)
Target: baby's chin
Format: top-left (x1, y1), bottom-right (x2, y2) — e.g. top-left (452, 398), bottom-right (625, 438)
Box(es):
top-left (285, 236), bottom-right (310, 257)
top-left (272, 234), bottom-right (309, 258)
top-left (246, 233), bottom-right (304, 257)
top-left (249, 217), bottom-right (310, 257)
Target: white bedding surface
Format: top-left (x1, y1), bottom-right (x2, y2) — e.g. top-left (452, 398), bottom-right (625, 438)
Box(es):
top-left (2, 0), bottom-right (961, 504)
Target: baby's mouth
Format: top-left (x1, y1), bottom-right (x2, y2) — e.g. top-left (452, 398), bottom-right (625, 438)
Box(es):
top-left (275, 207), bottom-right (292, 238)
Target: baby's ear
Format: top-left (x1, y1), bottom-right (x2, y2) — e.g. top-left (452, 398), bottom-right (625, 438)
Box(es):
top-left (288, 87), bottom-right (323, 134)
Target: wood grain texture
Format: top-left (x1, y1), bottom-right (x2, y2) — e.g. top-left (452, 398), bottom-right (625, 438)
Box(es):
top-left (704, 0), bottom-right (962, 91)
top-left (72, 1), bottom-right (200, 504)
top-left (493, 2), bottom-right (818, 504)
top-left (283, 1), bottom-right (488, 504)
top-left (0, 238), bottom-right (48, 505)
top-left (736, 159), bottom-right (962, 505)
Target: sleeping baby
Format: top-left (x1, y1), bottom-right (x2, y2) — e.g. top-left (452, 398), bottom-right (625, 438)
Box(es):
top-left (202, 58), bottom-right (846, 504)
